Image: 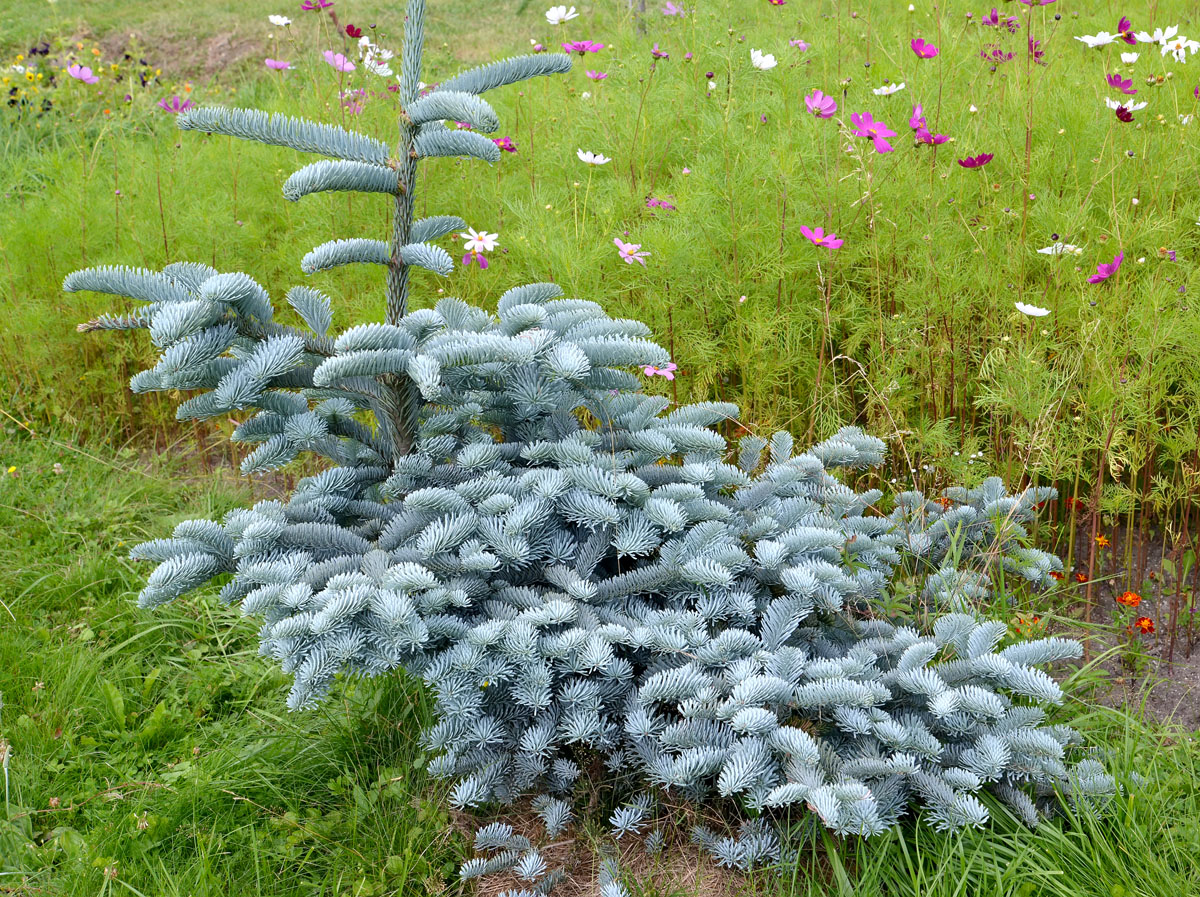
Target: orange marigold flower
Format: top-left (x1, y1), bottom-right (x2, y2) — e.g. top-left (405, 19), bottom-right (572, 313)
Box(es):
top-left (1067, 496), bottom-right (1086, 513)
top-left (935, 496), bottom-right (953, 510)
top-left (1133, 616), bottom-right (1154, 635)
top-left (1049, 571), bottom-right (1064, 581)
top-left (1074, 572), bottom-right (1088, 583)
top-left (1116, 591), bottom-right (1142, 608)
top-left (1095, 535), bottom-right (1111, 549)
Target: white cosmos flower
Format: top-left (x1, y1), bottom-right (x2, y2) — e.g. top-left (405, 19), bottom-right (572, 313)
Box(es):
top-left (1105, 97), bottom-right (1148, 111)
top-left (577, 148), bottom-right (611, 165)
top-left (1037, 242), bottom-right (1083, 256)
top-left (545, 5), bottom-right (578, 25)
top-left (1120, 51), bottom-right (1139, 63)
top-left (1133, 26), bottom-right (1178, 45)
top-left (581, 91), bottom-right (591, 99)
top-left (872, 82), bottom-right (905, 96)
top-left (1181, 113), bottom-right (1194, 124)
top-left (1162, 36), bottom-right (1200, 62)
top-left (750, 49), bottom-right (777, 70)
top-left (269, 14), bottom-right (291, 26)
top-left (1075, 32), bottom-right (1116, 48)
top-left (1015, 302), bottom-right (1051, 317)
top-left (460, 228), bottom-right (499, 253)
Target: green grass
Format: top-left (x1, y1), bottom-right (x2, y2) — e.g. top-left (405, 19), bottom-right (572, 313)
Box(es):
top-left (3, 0), bottom-right (1200, 894)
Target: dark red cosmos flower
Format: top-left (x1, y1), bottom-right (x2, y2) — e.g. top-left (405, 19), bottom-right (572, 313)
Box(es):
top-left (958, 153), bottom-right (994, 169)
top-left (1115, 105), bottom-right (1134, 122)
top-left (346, 24), bottom-right (362, 38)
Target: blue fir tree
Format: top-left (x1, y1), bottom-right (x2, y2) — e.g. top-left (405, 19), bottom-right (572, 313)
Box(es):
top-left (67, 0), bottom-right (1113, 885)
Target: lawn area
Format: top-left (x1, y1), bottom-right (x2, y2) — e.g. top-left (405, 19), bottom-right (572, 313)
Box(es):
top-left (3, 0), bottom-right (1200, 895)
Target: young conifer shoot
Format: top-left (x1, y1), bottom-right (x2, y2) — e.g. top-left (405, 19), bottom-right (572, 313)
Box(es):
top-left (65, 0), bottom-right (1113, 880)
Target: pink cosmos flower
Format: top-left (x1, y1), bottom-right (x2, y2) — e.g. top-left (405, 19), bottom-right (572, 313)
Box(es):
top-left (586, 70), bottom-right (607, 80)
top-left (804, 89), bottom-right (837, 118)
top-left (800, 225), bottom-right (843, 249)
top-left (643, 362), bottom-right (677, 380)
top-left (156, 95), bottom-right (194, 114)
top-left (651, 43), bottom-right (669, 59)
top-left (957, 153), bottom-right (994, 169)
top-left (850, 112), bottom-right (896, 153)
top-left (301, 0), bottom-right (333, 9)
top-left (265, 58), bottom-right (291, 70)
top-left (562, 40), bottom-right (604, 55)
top-left (911, 38), bottom-right (939, 59)
top-left (493, 136), bottom-right (517, 152)
top-left (909, 103), bottom-right (926, 130)
top-left (646, 196), bottom-right (676, 211)
top-left (1106, 73), bottom-right (1137, 95)
top-left (789, 39), bottom-right (809, 50)
top-left (1088, 251), bottom-right (1123, 283)
top-left (323, 50), bottom-right (355, 72)
top-left (614, 237), bottom-right (651, 265)
top-left (67, 64), bottom-right (100, 84)
top-left (662, 1), bottom-right (685, 15)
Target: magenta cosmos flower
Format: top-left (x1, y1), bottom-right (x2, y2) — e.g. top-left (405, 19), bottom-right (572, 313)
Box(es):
top-left (562, 40), bottom-right (604, 55)
top-left (957, 153), bottom-right (994, 169)
top-left (1116, 17), bottom-right (1137, 45)
top-left (67, 63), bottom-right (100, 84)
top-left (1088, 251), bottom-right (1123, 283)
top-left (909, 104), bottom-right (949, 144)
top-left (800, 225), bottom-right (843, 249)
top-left (586, 70), bottom-right (607, 80)
top-left (850, 112), bottom-right (896, 153)
top-left (804, 89), bottom-right (837, 118)
top-left (614, 237), bottom-right (650, 265)
top-left (492, 136), bottom-right (517, 152)
top-left (157, 95), bottom-right (194, 114)
top-left (651, 43), bottom-right (669, 59)
top-left (643, 362), bottom-right (677, 379)
top-left (301, 0), bottom-right (333, 9)
top-left (1106, 73), bottom-right (1136, 95)
top-left (911, 38), bottom-right (939, 59)
top-left (323, 50), bottom-right (355, 72)
top-left (265, 58), bottom-right (291, 70)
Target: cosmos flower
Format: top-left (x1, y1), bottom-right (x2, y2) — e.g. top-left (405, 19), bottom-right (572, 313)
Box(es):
top-left (577, 148), bottom-right (611, 165)
top-left (911, 38), bottom-right (939, 58)
top-left (872, 82), bottom-right (905, 95)
top-left (1104, 96), bottom-right (1147, 111)
top-left (646, 196), bottom-right (676, 211)
top-left (850, 112), bottom-right (897, 153)
top-left (545, 5), bottom-right (578, 24)
top-left (1038, 242), bottom-right (1083, 255)
top-left (1075, 32), bottom-right (1117, 48)
top-left (651, 43), bottom-right (669, 59)
top-left (492, 136), bottom-right (517, 152)
top-left (156, 95), bottom-right (194, 113)
top-left (586, 70), bottom-right (607, 80)
top-left (67, 63), bottom-right (99, 84)
top-left (1162, 35), bottom-right (1200, 63)
top-left (1088, 251), bottom-right (1123, 283)
top-left (323, 50), bottom-right (355, 72)
top-left (562, 40), bottom-right (604, 55)
top-left (1014, 301), bottom-right (1050, 316)
top-left (1114, 104), bottom-right (1134, 122)
top-left (614, 237), bottom-right (651, 265)
top-left (269, 14), bottom-right (292, 26)
top-left (300, 0), bottom-right (333, 9)
top-left (790, 39), bottom-right (809, 50)
top-left (957, 153), bottom-right (994, 168)
top-left (1107, 73), bottom-right (1137, 94)
top-left (460, 227), bottom-right (498, 268)
top-left (800, 225), bottom-right (843, 249)
top-left (662, 1), bottom-right (685, 14)
top-left (750, 49), bottom-right (777, 70)
top-left (1121, 51), bottom-right (1139, 63)
top-left (1133, 26), bottom-right (1178, 45)
top-left (643, 362), bottom-right (677, 379)
top-left (1115, 16), bottom-right (1137, 44)
top-left (804, 89), bottom-right (837, 118)
top-left (265, 58), bottom-right (291, 70)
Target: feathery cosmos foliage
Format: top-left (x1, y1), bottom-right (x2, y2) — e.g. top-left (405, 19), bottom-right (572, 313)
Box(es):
top-left (66, 0), bottom-right (1111, 878)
